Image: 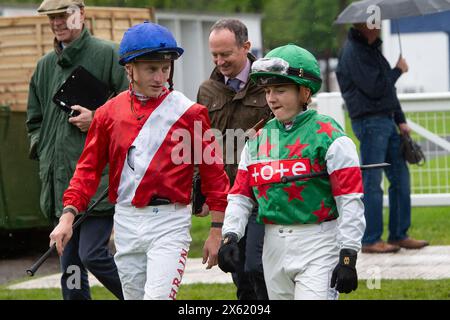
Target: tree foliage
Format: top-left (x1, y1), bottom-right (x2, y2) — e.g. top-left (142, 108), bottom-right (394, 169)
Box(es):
top-left (262, 0), bottom-right (349, 57)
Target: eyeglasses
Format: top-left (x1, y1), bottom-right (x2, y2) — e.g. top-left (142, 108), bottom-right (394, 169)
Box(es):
top-left (251, 57), bottom-right (321, 83)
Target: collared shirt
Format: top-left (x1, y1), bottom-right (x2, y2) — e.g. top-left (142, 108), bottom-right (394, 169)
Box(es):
top-left (224, 58), bottom-right (251, 91)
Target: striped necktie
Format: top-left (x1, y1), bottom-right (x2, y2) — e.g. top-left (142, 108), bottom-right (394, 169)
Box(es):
top-left (227, 78), bottom-right (241, 92)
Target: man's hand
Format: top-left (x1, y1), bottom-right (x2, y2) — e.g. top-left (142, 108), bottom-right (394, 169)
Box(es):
top-left (68, 105), bottom-right (94, 132)
top-left (398, 122), bottom-right (412, 136)
top-left (217, 232), bottom-right (239, 273)
top-left (49, 213), bottom-right (75, 256)
top-left (330, 249), bottom-right (358, 294)
top-left (194, 203), bottom-right (210, 218)
top-left (396, 56), bottom-right (409, 74)
top-left (202, 225), bottom-right (222, 269)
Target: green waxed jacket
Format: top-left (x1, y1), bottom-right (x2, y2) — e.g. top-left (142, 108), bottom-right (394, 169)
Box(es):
top-left (26, 27), bottom-right (128, 219)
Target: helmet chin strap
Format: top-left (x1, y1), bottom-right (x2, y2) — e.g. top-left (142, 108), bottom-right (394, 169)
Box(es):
top-left (302, 90), bottom-right (312, 111)
top-left (128, 66), bottom-right (136, 94)
top-left (168, 60), bottom-right (175, 91)
top-left (128, 68), bottom-right (145, 121)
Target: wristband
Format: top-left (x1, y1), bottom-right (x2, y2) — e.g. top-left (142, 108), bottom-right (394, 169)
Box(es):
top-left (62, 207), bottom-right (78, 217)
top-left (211, 222), bottom-right (223, 228)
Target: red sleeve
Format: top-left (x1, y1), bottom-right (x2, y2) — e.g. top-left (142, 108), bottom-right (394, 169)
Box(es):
top-left (329, 167), bottom-right (363, 197)
top-left (195, 105), bottom-right (230, 212)
top-left (63, 109), bottom-right (110, 213)
top-left (229, 168), bottom-right (255, 200)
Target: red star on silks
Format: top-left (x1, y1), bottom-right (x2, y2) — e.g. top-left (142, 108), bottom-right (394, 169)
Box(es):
top-left (285, 138), bottom-right (309, 158)
top-left (257, 138), bottom-right (275, 157)
top-left (312, 200), bottom-right (332, 223)
top-left (283, 183), bottom-right (306, 202)
top-left (247, 129), bottom-right (264, 141)
top-left (316, 121), bottom-right (339, 138)
top-left (311, 158), bottom-right (326, 173)
top-left (256, 184), bottom-right (271, 200)
top-left (262, 217), bottom-right (276, 225)
top-left (253, 129), bottom-right (264, 138)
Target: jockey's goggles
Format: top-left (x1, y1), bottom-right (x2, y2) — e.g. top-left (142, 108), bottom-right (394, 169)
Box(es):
top-left (251, 57), bottom-right (322, 83)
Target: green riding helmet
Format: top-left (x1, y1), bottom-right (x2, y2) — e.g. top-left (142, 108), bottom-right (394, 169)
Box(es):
top-left (250, 44), bottom-right (322, 94)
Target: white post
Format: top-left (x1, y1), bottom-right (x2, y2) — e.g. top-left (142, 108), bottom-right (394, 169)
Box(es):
top-left (314, 92), bottom-right (346, 130)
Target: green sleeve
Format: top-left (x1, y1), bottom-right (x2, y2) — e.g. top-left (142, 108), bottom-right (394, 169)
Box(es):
top-left (26, 71), bottom-right (42, 160)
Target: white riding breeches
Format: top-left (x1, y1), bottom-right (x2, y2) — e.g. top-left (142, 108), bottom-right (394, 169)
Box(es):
top-left (263, 220), bottom-right (340, 300)
top-left (113, 203), bottom-right (192, 300)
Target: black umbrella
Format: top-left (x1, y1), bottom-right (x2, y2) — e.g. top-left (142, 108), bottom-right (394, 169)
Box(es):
top-left (335, 0), bottom-right (450, 55)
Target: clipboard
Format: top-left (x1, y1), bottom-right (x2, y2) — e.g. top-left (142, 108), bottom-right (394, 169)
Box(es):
top-left (192, 175), bottom-right (206, 215)
top-left (53, 65), bottom-right (113, 117)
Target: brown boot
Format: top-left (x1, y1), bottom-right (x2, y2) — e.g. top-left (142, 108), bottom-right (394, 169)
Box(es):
top-left (388, 237), bottom-right (429, 249)
top-left (362, 241), bottom-right (400, 253)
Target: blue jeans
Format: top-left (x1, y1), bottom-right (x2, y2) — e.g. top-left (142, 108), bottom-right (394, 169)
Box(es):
top-left (351, 116), bottom-right (411, 245)
top-left (60, 214), bottom-right (123, 300)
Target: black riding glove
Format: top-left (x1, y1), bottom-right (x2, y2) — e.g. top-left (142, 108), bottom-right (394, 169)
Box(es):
top-left (330, 249), bottom-right (358, 294)
top-left (218, 233), bottom-right (239, 273)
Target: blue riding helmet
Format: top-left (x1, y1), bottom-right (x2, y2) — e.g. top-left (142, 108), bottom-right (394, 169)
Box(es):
top-left (119, 21), bottom-right (184, 66)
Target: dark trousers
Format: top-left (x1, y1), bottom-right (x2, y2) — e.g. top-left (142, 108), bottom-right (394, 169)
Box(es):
top-left (352, 116), bottom-right (411, 245)
top-left (60, 214), bottom-right (123, 300)
top-left (232, 212), bottom-right (268, 300)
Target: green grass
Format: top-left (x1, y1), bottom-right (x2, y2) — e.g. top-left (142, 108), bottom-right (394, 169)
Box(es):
top-left (407, 111), bottom-right (450, 138)
top-left (187, 206), bottom-right (450, 259)
top-left (340, 280), bottom-right (450, 300)
top-left (185, 281), bottom-right (450, 300)
top-left (177, 283), bottom-right (237, 300)
top-left (1, 280), bottom-right (449, 300)
top-left (189, 215), bottom-right (212, 258)
top-left (383, 206), bottom-right (450, 245)
top-left (0, 286), bottom-right (116, 300)
top-left (344, 113), bottom-right (359, 150)
top-left (408, 155), bottom-right (450, 193)
top-left (343, 112), bottom-right (450, 194)
top-left (2, 204), bottom-right (449, 300)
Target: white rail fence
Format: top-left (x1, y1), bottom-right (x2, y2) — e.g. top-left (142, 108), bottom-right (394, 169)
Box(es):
top-left (313, 92), bottom-right (450, 207)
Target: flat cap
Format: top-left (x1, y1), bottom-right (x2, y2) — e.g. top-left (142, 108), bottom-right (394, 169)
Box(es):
top-left (37, 0), bottom-right (85, 15)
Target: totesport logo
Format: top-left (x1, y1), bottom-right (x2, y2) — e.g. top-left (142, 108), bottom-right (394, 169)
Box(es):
top-left (248, 159), bottom-right (311, 186)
